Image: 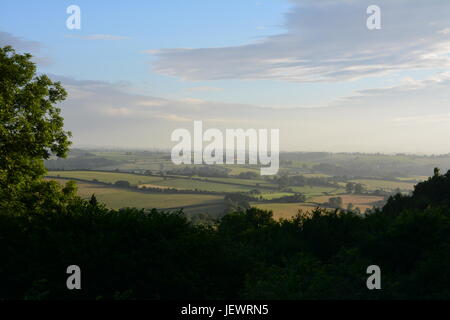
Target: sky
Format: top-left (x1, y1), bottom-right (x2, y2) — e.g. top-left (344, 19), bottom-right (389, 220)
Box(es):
top-left (1, 0), bottom-right (450, 153)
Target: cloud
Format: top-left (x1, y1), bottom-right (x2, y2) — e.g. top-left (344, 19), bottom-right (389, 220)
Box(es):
top-left (391, 113), bottom-right (450, 126)
top-left (52, 70), bottom-right (450, 153)
top-left (438, 28), bottom-right (450, 35)
top-left (179, 98), bottom-right (208, 104)
top-left (136, 100), bottom-right (168, 107)
top-left (103, 107), bottom-right (134, 116)
top-left (188, 86), bottom-right (224, 92)
top-left (0, 31), bottom-right (41, 51)
top-left (0, 31), bottom-right (53, 66)
top-left (149, 0), bottom-right (450, 82)
top-left (154, 114), bottom-right (192, 122)
top-left (65, 34), bottom-right (129, 40)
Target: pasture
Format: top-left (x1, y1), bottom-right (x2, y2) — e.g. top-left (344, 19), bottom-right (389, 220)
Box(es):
top-left (48, 170), bottom-right (257, 192)
top-left (48, 178), bottom-right (223, 211)
top-left (349, 179), bottom-right (415, 191)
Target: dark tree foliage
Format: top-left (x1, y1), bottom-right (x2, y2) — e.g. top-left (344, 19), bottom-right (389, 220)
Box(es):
top-left (2, 171), bottom-right (450, 300)
top-left (0, 46), bottom-right (72, 207)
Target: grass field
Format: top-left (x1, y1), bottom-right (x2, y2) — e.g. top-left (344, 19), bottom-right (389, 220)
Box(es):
top-left (48, 171), bottom-right (161, 186)
top-left (88, 151), bottom-right (266, 175)
top-left (46, 170), bottom-right (386, 219)
top-left (203, 176), bottom-right (273, 188)
top-left (148, 177), bottom-right (254, 192)
top-left (289, 186), bottom-right (345, 197)
top-left (396, 176), bottom-right (428, 182)
top-left (349, 179), bottom-right (415, 191)
top-left (48, 171), bottom-right (256, 192)
top-left (258, 192), bottom-right (296, 200)
top-left (220, 165), bottom-right (261, 175)
top-left (42, 150), bottom-right (444, 224)
top-left (302, 173), bottom-right (332, 178)
top-left (49, 178), bottom-right (224, 211)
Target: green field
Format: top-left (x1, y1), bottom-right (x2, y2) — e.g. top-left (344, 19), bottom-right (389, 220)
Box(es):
top-left (46, 170), bottom-right (352, 219)
top-left (86, 151), bottom-right (266, 175)
top-left (48, 171), bottom-right (256, 192)
top-left (219, 165), bottom-right (261, 175)
top-left (302, 173), bottom-right (332, 178)
top-left (45, 151), bottom-right (431, 221)
top-left (258, 192), bottom-right (296, 200)
top-left (148, 177), bottom-right (254, 192)
top-left (203, 176), bottom-right (273, 188)
top-left (349, 179), bottom-right (415, 191)
top-left (50, 178), bottom-right (224, 212)
top-left (396, 176), bottom-right (428, 182)
top-left (48, 170), bottom-right (162, 185)
top-left (289, 186), bottom-right (345, 197)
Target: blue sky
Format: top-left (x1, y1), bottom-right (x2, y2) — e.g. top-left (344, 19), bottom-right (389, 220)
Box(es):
top-left (1, 0), bottom-right (450, 152)
top-left (0, 0), bottom-right (391, 106)
top-left (0, 1), bottom-right (298, 104)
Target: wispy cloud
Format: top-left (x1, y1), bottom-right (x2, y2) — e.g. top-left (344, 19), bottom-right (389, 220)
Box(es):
top-left (65, 34), bottom-right (129, 40)
top-left (149, 0), bottom-right (450, 83)
top-left (188, 86), bottom-right (224, 92)
top-left (179, 98), bottom-right (208, 104)
top-left (0, 31), bottom-right (41, 50)
top-left (391, 113), bottom-right (450, 126)
top-left (0, 31), bottom-right (52, 66)
top-left (53, 71), bottom-right (450, 153)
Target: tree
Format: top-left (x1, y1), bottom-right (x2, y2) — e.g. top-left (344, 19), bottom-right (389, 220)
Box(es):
top-left (354, 183), bottom-right (365, 194)
top-left (346, 203), bottom-right (354, 211)
top-left (277, 175), bottom-right (289, 189)
top-left (115, 180), bottom-right (131, 188)
top-left (238, 171), bottom-right (258, 179)
top-left (345, 182), bottom-right (355, 194)
top-left (0, 46), bottom-right (71, 197)
top-left (327, 197), bottom-right (343, 209)
top-left (434, 167), bottom-right (440, 177)
top-left (89, 194), bottom-right (98, 206)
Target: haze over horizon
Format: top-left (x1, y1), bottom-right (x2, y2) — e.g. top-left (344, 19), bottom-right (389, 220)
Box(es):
top-left (1, 0), bottom-right (450, 154)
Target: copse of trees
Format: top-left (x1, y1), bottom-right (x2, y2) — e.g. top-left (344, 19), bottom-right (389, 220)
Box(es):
top-left (223, 193), bottom-right (253, 213)
top-left (237, 171), bottom-right (259, 179)
top-left (346, 182), bottom-right (365, 194)
top-left (114, 180), bottom-right (131, 188)
top-left (324, 196), bottom-right (343, 209)
top-left (266, 193), bottom-right (306, 203)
